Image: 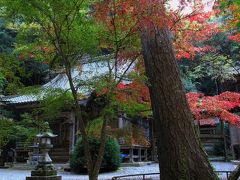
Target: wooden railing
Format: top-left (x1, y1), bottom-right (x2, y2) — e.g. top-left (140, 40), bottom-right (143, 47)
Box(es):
top-left (112, 171), bottom-right (233, 180)
top-left (112, 173), bottom-right (160, 180)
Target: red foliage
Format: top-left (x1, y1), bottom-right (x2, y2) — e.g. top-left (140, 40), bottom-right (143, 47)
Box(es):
top-left (95, 0), bottom-right (219, 60)
top-left (105, 81), bottom-right (240, 126)
top-left (115, 81), bottom-right (240, 126)
top-left (228, 33), bottom-right (240, 42)
top-left (115, 81), bottom-right (150, 104)
top-left (94, 1), bottom-right (240, 125)
top-left (187, 91), bottom-right (240, 126)
top-left (215, 1), bottom-right (240, 42)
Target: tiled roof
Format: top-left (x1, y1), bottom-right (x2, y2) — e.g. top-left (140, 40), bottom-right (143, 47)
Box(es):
top-left (1, 58), bottom-right (134, 105)
top-left (1, 95), bottom-right (38, 104)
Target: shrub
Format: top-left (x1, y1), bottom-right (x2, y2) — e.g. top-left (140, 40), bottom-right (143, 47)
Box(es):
top-left (70, 136), bottom-right (121, 173)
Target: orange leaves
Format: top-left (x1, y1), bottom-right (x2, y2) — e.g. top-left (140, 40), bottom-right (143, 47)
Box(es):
top-left (104, 81), bottom-right (240, 126)
top-left (95, 0), bottom-right (139, 34)
top-left (95, 0), bottom-right (219, 60)
top-left (225, 3), bottom-right (240, 29)
top-left (220, 111), bottom-right (240, 126)
top-left (115, 81), bottom-right (150, 104)
top-left (115, 82), bottom-right (240, 126)
top-left (217, 91), bottom-right (240, 103)
top-left (215, 1), bottom-right (240, 42)
top-left (187, 91), bottom-right (240, 125)
top-left (172, 13), bottom-right (218, 59)
top-left (17, 45), bottom-right (53, 62)
top-left (188, 12), bottom-right (212, 23)
top-left (228, 33), bottom-right (240, 42)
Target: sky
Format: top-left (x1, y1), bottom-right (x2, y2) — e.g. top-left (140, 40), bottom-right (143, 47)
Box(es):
top-left (169, 0), bottom-right (215, 13)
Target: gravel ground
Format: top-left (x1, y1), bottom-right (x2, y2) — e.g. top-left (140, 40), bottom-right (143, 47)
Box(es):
top-left (0, 162), bottom-right (238, 180)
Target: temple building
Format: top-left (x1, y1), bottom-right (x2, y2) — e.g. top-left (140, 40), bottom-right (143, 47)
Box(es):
top-left (2, 59), bottom-right (240, 164)
top-left (0, 58), bottom-right (153, 163)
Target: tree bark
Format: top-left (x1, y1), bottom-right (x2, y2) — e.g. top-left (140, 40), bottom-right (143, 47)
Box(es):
top-left (229, 164), bottom-right (240, 180)
top-left (140, 25), bottom-right (218, 180)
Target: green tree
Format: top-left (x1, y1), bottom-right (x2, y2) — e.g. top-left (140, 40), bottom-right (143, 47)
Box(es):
top-left (0, 118), bottom-right (14, 150)
top-left (1, 1), bottom-right (134, 179)
top-left (179, 32), bottom-right (240, 95)
top-left (0, 54), bottom-right (25, 94)
top-left (0, 112), bottom-right (50, 153)
top-left (1, 4), bottom-right (97, 178)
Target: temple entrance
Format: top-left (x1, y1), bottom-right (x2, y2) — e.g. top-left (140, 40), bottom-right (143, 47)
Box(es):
top-left (50, 120), bottom-right (70, 149)
top-left (49, 119), bottom-right (72, 163)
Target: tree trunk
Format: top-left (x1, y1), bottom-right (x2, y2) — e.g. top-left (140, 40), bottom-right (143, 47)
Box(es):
top-left (229, 164), bottom-right (240, 180)
top-left (140, 25), bottom-right (218, 180)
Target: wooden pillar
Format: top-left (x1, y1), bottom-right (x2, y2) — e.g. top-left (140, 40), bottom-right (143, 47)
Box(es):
top-left (221, 120), bottom-right (228, 161)
top-left (59, 123), bottom-right (62, 146)
top-left (130, 147), bottom-right (134, 163)
top-left (118, 115), bottom-right (123, 128)
top-left (232, 144), bottom-right (236, 160)
top-left (70, 111), bottom-right (75, 152)
top-left (194, 120), bottom-right (201, 139)
top-left (144, 148), bottom-right (148, 161)
top-left (138, 148), bottom-right (141, 162)
top-left (76, 116), bottom-right (79, 139)
top-left (150, 118), bottom-right (158, 162)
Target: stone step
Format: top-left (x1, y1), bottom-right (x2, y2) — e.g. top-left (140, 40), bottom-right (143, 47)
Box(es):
top-left (51, 156), bottom-right (69, 163)
top-left (51, 155), bottom-right (69, 159)
top-left (50, 151), bottom-right (69, 156)
top-left (50, 148), bottom-right (69, 152)
top-left (50, 148), bottom-right (70, 163)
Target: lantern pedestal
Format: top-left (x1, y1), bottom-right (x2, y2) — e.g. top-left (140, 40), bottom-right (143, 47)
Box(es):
top-left (26, 174), bottom-right (61, 180)
top-left (27, 164), bottom-right (61, 180)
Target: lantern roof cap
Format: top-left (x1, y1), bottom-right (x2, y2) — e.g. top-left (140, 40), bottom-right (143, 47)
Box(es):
top-left (36, 132), bottom-right (57, 138)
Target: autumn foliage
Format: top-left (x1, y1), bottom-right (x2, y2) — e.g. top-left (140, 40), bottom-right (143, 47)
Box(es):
top-left (115, 81), bottom-right (240, 126)
top-left (116, 81), bottom-right (150, 103)
top-left (215, 0), bottom-right (240, 42)
top-left (95, 0), bottom-right (219, 60)
top-left (187, 91), bottom-right (240, 126)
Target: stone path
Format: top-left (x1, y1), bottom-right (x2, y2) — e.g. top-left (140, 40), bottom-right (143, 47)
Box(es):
top-left (0, 162), bottom-right (238, 180)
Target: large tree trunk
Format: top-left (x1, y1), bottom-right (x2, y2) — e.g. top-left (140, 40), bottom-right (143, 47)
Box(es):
top-left (140, 26), bottom-right (218, 180)
top-left (229, 164), bottom-right (240, 180)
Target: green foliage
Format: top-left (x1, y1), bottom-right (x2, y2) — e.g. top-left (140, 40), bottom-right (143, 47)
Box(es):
top-left (0, 19), bottom-right (15, 54)
top-left (0, 118), bottom-right (14, 149)
top-left (13, 113), bottom-right (50, 146)
top-left (181, 77), bottom-right (197, 92)
top-left (0, 110), bottom-right (51, 149)
top-left (0, 53), bottom-right (25, 94)
top-left (193, 53), bottom-right (235, 82)
top-left (70, 136), bottom-right (121, 173)
top-left (2, 0), bottom-right (100, 64)
top-left (86, 117), bottom-right (103, 137)
top-left (119, 100), bottom-right (151, 117)
top-left (0, 19), bottom-right (49, 93)
top-left (20, 60), bottom-right (49, 86)
top-left (178, 31), bottom-right (240, 95)
top-left (205, 32), bottom-right (239, 61)
top-left (0, 71), bottom-right (6, 93)
top-left (39, 89), bottom-right (74, 120)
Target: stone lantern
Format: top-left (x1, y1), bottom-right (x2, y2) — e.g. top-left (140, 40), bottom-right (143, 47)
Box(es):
top-left (26, 132), bottom-right (61, 180)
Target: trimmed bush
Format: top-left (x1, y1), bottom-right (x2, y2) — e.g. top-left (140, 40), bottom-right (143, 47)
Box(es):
top-left (70, 136), bottom-right (121, 173)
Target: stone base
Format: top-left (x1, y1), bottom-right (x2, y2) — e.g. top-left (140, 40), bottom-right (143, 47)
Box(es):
top-left (26, 175), bottom-right (62, 180)
top-left (26, 169), bottom-right (62, 180)
top-left (31, 170), bottom-right (57, 176)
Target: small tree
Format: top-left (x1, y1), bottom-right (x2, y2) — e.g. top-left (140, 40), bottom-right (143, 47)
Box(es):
top-left (70, 136), bottom-right (121, 173)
